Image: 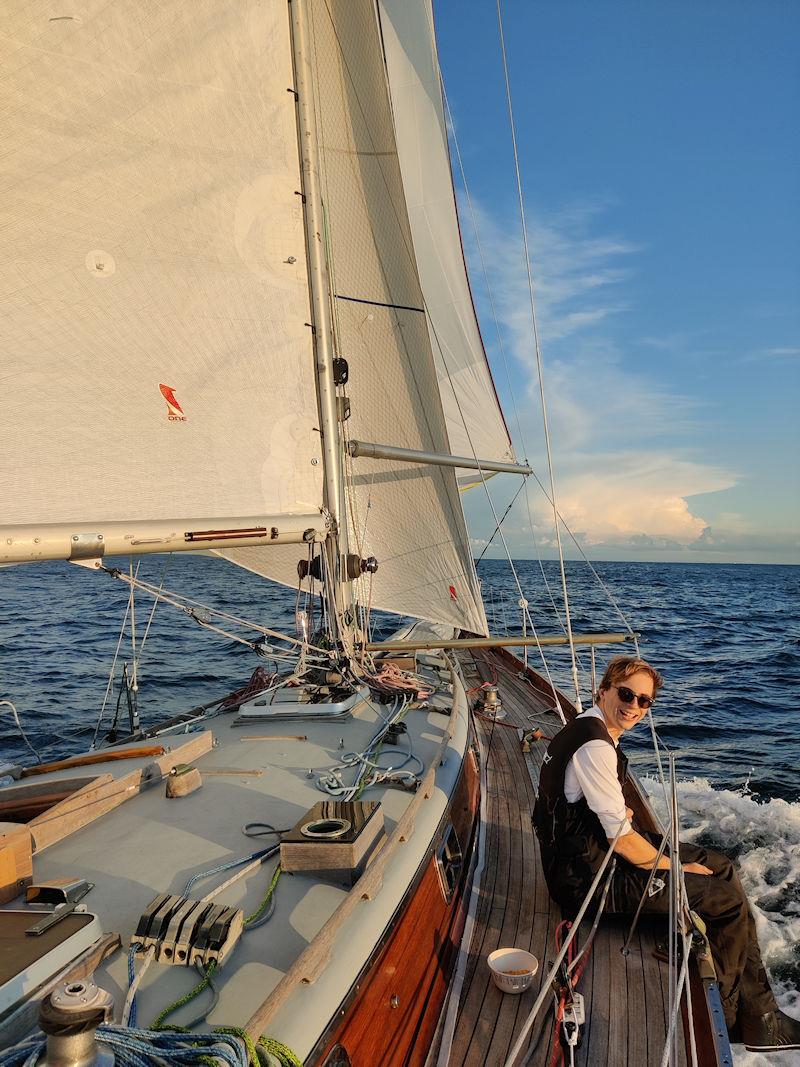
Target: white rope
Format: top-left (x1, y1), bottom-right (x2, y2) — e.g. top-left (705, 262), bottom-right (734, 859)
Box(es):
top-left (121, 945), bottom-right (155, 1027)
top-left (0, 700), bottom-right (42, 764)
top-left (495, 0), bottom-right (581, 712)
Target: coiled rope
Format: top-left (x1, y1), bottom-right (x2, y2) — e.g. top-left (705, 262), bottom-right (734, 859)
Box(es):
top-left (0, 1027), bottom-right (303, 1067)
top-left (0, 1026), bottom-right (249, 1067)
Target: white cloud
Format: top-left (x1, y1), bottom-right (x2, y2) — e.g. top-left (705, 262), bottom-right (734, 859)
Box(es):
top-left (462, 199), bottom-right (637, 363)
top-left (459, 194), bottom-right (742, 553)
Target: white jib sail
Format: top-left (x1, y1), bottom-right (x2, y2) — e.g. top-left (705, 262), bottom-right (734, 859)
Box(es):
top-left (378, 0), bottom-right (516, 489)
top-left (221, 0), bottom-right (488, 636)
top-left (0, 3), bottom-right (323, 531)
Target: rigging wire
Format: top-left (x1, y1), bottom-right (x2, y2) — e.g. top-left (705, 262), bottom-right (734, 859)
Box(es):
top-left (442, 8), bottom-right (641, 697)
top-left (103, 567), bottom-right (333, 660)
top-left (495, 0), bottom-right (581, 711)
top-left (137, 554), bottom-right (173, 661)
top-left (475, 480), bottom-right (527, 565)
top-left (92, 591), bottom-right (133, 748)
top-left (439, 83), bottom-right (573, 649)
top-left (128, 558), bottom-right (139, 704)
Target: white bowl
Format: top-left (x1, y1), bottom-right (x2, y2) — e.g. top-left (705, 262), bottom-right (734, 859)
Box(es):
top-left (487, 947), bottom-right (538, 994)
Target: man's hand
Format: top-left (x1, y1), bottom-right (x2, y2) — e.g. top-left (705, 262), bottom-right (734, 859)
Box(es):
top-left (625, 806), bottom-right (634, 822)
top-left (683, 861), bottom-right (713, 876)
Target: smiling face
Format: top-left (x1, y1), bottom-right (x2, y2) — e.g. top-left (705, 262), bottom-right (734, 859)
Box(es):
top-left (597, 670), bottom-right (656, 739)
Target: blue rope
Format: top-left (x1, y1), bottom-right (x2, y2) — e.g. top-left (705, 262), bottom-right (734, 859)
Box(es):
top-left (0, 1026), bottom-right (250, 1067)
top-left (182, 845), bottom-right (277, 895)
top-left (127, 942), bottom-right (139, 1028)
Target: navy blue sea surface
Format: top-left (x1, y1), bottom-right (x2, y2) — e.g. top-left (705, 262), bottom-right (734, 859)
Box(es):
top-left (0, 557), bottom-right (798, 794)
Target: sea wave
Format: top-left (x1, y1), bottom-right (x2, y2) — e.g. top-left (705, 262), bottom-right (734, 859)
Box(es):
top-left (643, 776), bottom-right (800, 1066)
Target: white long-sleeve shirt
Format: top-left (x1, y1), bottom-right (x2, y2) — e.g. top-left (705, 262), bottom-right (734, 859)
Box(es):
top-left (563, 706), bottom-right (632, 840)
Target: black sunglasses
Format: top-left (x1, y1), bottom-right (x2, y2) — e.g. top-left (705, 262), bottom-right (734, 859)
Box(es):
top-left (613, 684), bottom-right (654, 710)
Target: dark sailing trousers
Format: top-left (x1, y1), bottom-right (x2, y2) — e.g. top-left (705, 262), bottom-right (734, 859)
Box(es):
top-left (606, 839), bottom-right (776, 1027)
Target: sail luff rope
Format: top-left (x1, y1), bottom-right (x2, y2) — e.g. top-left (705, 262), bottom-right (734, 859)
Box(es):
top-left (495, 0), bottom-right (582, 713)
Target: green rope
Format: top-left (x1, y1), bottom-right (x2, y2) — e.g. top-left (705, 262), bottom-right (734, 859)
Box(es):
top-left (244, 865), bottom-right (283, 927)
top-left (150, 961), bottom-right (217, 1030)
top-left (214, 1027), bottom-right (302, 1067)
top-left (258, 1035), bottom-right (303, 1067)
top-left (214, 1026), bottom-right (259, 1064)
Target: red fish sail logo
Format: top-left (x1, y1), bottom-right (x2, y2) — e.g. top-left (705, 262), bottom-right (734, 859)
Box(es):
top-left (159, 384), bottom-right (187, 422)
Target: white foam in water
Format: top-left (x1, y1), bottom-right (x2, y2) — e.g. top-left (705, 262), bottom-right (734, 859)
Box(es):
top-left (643, 776), bottom-right (800, 1067)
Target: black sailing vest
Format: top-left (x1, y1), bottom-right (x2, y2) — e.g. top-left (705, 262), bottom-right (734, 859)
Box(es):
top-left (532, 714), bottom-right (628, 918)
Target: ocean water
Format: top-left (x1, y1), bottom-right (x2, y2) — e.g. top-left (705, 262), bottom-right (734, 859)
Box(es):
top-left (1, 556), bottom-right (798, 1062)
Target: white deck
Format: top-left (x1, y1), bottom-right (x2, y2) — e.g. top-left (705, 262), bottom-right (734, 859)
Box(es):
top-left (2, 649), bottom-right (470, 1060)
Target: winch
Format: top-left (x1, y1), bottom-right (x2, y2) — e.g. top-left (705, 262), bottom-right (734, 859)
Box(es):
top-left (132, 894), bottom-right (243, 968)
top-left (37, 978), bottom-right (114, 1067)
top-left (481, 685), bottom-right (504, 719)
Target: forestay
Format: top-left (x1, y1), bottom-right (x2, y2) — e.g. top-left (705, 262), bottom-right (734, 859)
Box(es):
top-left (221, 0), bottom-right (487, 635)
top-left (378, 0), bottom-right (515, 489)
top-left (0, 2), bottom-right (322, 528)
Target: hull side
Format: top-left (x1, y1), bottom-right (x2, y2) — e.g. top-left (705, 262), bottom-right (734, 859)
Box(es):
top-left (313, 744), bottom-right (480, 1066)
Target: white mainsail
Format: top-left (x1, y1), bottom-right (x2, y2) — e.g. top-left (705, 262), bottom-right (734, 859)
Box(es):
top-left (378, 0), bottom-right (515, 489)
top-left (222, 0), bottom-right (488, 635)
top-left (0, 3), bottom-right (322, 529)
top-left (1, 0), bottom-right (488, 634)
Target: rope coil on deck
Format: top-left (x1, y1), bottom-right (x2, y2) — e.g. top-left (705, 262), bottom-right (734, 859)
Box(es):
top-left (0, 1027), bottom-right (303, 1067)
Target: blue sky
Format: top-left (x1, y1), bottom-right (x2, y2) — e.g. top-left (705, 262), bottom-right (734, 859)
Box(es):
top-left (436, 1), bottom-right (798, 563)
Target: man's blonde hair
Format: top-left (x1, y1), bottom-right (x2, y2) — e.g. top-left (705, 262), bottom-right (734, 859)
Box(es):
top-left (597, 656), bottom-right (663, 700)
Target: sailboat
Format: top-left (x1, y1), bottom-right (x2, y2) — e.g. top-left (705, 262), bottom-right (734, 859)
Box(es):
top-left (0, 2), bottom-right (732, 1065)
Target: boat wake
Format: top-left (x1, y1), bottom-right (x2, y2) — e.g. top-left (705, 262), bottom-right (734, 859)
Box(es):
top-left (643, 776), bottom-right (800, 1066)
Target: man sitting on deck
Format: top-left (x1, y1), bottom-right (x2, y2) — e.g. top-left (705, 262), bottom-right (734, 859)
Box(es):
top-left (532, 655), bottom-right (800, 1054)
